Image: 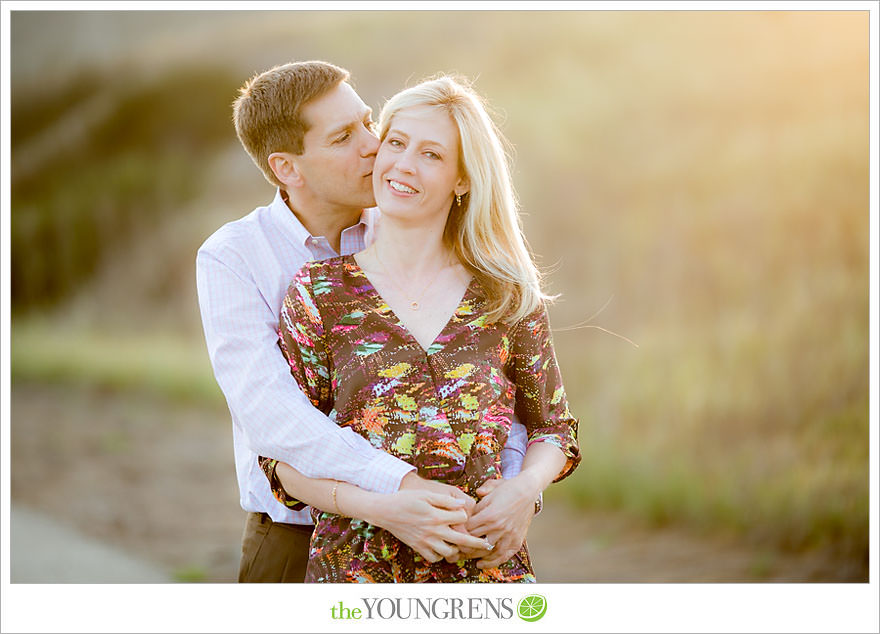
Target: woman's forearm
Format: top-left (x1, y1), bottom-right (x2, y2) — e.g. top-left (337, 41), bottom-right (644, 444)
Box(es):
top-left (515, 442), bottom-right (568, 499)
top-left (274, 461), bottom-right (381, 523)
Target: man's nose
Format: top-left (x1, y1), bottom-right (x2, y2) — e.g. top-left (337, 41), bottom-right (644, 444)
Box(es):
top-left (361, 127), bottom-right (380, 157)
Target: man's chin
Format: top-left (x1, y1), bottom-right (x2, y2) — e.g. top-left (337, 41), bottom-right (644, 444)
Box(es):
top-left (339, 188), bottom-right (375, 211)
top-left (335, 195), bottom-right (375, 212)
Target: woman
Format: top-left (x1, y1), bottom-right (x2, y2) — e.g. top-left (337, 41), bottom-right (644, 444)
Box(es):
top-left (261, 75), bottom-right (580, 582)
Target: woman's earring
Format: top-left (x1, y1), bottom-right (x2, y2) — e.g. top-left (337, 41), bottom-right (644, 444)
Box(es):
top-left (456, 193), bottom-right (462, 207)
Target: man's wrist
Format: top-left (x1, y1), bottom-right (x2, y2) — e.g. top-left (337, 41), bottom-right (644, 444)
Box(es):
top-left (358, 489), bottom-right (392, 528)
top-left (365, 452), bottom-right (416, 494)
top-left (397, 468), bottom-right (421, 491)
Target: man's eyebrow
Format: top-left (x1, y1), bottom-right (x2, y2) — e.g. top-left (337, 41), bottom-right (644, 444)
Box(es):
top-left (326, 107), bottom-right (374, 140)
top-left (326, 121), bottom-right (353, 139)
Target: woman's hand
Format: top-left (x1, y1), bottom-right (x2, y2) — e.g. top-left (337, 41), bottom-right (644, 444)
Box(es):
top-left (464, 476), bottom-right (539, 569)
top-left (466, 443), bottom-right (568, 569)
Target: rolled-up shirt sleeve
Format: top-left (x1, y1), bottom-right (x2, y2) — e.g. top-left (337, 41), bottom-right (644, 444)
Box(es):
top-left (510, 306), bottom-right (581, 482)
top-left (196, 247), bottom-right (414, 497)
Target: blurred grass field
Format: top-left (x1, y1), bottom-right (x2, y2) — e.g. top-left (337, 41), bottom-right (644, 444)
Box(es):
top-left (9, 10), bottom-right (870, 576)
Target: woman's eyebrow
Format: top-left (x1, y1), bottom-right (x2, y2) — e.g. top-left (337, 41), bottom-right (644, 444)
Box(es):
top-left (387, 128), bottom-right (449, 151)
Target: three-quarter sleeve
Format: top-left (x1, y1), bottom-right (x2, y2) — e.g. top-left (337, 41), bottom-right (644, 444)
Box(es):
top-left (258, 263), bottom-right (333, 509)
top-left (278, 265), bottom-right (333, 412)
top-left (509, 305), bottom-right (581, 481)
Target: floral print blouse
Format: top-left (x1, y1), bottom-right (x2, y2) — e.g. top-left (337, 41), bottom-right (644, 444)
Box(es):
top-left (260, 255), bottom-right (580, 582)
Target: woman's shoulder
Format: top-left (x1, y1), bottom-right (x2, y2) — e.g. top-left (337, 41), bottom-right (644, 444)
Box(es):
top-left (283, 256), bottom-right (343, 300)
top-left (504, 302), bottom-right (552, 342)
top-left (289, 255), bottom-right (363, 304)
top-left (294, 255), bottom-right (351, 282)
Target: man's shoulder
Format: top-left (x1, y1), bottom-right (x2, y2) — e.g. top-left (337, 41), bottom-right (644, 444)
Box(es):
top-left (198, 204), bottom-right (273, 259)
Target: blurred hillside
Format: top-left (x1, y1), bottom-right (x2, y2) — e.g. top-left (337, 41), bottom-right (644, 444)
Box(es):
top-left (9, 10), bottom-right (870, 578)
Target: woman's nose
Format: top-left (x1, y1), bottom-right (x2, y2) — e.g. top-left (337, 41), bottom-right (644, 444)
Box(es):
top-left (394, 150), bottom-right (416, 173)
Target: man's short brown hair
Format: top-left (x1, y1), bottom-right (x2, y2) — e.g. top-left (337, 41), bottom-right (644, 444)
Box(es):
top-left (233, 60), bottom-right (350, 187)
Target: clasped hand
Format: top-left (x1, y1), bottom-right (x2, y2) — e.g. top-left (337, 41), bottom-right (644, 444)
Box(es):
top-left (382, 473), bottom-right (537, 569)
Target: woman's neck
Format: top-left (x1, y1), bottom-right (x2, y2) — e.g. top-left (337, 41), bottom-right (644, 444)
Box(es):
top-left (369, 215), bottom-right (455, 273)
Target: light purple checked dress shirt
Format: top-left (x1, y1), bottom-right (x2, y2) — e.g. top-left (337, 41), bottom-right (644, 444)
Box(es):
top-left (197, 190), bottom-right (527, 524)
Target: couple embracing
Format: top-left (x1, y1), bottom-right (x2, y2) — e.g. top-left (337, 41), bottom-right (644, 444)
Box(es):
top-left (197, 60), bottom-right (580, 583)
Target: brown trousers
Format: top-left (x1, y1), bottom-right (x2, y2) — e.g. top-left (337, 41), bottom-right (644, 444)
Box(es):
top-left (238, 512), bottom-right (313, 583)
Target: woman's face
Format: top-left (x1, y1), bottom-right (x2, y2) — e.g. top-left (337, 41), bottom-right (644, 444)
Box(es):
top-left (372, 105), bottom-right (467, 225)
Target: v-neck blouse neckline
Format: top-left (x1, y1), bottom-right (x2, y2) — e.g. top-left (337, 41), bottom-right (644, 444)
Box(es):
top-left (343, 253), bottom-right (478, 355)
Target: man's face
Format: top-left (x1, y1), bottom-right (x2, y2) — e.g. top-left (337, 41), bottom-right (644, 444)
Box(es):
top-left (294, 82), bottom-right (379, 211)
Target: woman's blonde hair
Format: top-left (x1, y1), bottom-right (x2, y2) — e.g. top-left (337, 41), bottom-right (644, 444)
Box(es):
top-left (377, 75), bottom-right (553, 324)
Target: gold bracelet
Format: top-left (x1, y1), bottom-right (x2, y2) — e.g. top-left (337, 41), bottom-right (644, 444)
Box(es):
top-left (331, 482), bottom-right (341, 515)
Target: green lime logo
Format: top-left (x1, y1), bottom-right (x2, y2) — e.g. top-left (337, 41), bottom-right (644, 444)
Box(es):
top-left (517, 594), bottom-right (547, 622)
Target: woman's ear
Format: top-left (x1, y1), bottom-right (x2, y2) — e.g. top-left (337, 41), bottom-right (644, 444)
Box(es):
top-left (454, 177), bottom-right (470, 198)
top-left (268, 152), bottom-right (304, 189)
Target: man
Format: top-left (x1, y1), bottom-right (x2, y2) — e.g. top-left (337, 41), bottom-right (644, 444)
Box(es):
top-left (196, 61), bottom-right (535, 583)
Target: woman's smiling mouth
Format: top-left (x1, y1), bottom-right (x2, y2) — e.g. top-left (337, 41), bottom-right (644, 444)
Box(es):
top-left (388, 179), bottom-right (419, 194)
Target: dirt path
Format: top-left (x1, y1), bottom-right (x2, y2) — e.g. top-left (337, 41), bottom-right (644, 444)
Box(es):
top-left (10, 381), bottom-right (854, 583)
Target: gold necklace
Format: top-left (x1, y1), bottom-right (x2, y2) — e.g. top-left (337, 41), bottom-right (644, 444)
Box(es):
top-left (373, 248), bottom-right (449, 311)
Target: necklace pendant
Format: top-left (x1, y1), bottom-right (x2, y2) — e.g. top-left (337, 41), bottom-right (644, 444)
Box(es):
top-left (410, 301), bottom-right (420, 310)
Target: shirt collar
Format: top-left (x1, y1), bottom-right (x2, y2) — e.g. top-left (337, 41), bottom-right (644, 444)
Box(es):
top-left (269, 188), bottom-right (373, 250)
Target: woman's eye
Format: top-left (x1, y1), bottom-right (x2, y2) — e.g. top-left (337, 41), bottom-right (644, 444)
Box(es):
top-left (425, 151), bottom-right (440, 160)
top-left (388, 138), bottom-right (403, 148)
top-left (336, 132), bottom-right (351, 144)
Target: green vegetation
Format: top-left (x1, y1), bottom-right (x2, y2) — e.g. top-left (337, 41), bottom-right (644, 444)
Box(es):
top-left (173, 565), bottom-right (208, 583)
top-left (11, 66), bottom-right (241, 309)
top-left (10, 319), bottom-right (226, 408)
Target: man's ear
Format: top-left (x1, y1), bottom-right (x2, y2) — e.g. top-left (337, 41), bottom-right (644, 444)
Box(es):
top-left (268, 152), bottom-right (304, 189)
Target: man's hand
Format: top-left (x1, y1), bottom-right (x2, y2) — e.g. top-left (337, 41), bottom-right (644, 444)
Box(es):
top-left (465, 476), bottom-right (539, 569)
top-left (367, 488), bottom-right (491, 563)
top-left (378, 472), bottom-right (486, 563)
top-left (399, 472), bottom-right (475, 511)
top-left (400, 472), bottom-right (491, 564)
